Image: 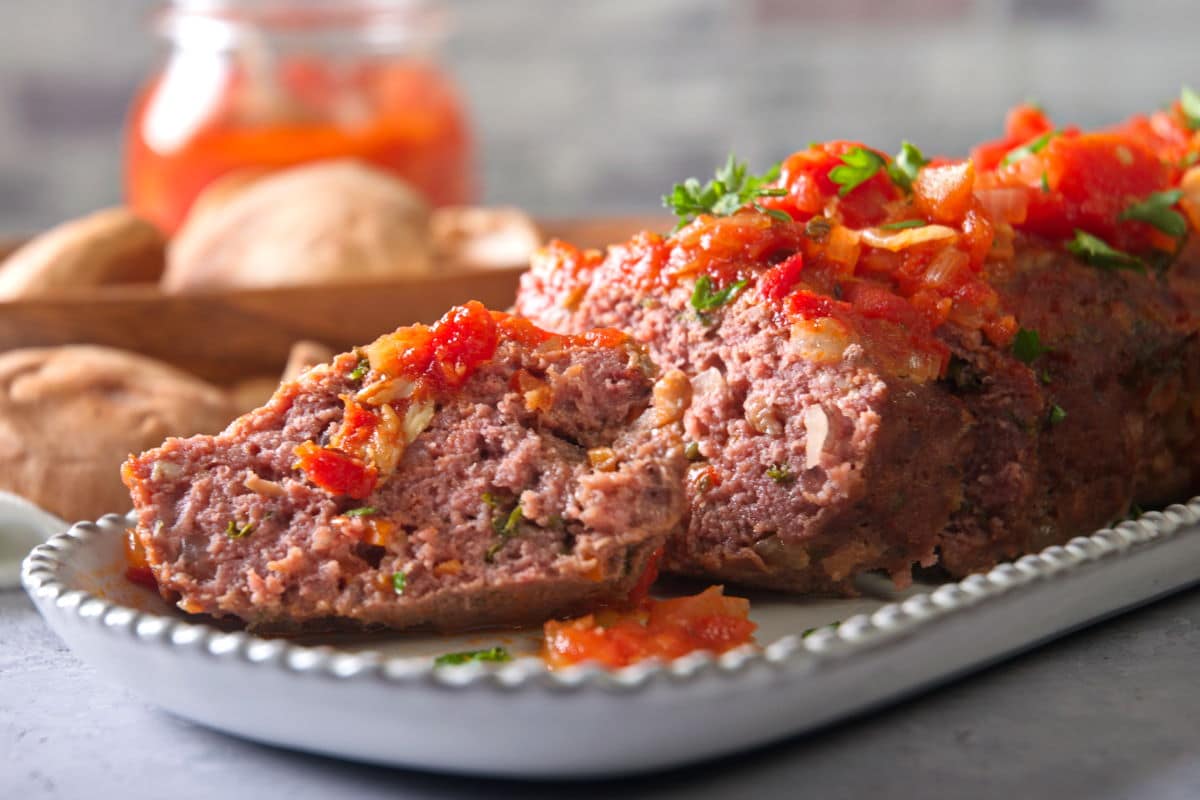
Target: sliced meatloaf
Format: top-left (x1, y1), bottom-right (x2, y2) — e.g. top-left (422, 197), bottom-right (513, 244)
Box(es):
top-left (514, 99), bottom-right (1200, 593)
top-left (123, 302), bottom-right (688, 631)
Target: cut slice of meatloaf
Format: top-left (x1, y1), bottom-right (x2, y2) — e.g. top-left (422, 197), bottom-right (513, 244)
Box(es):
top-left (516, 230), bottom-right (972, 594)
top-left (122, 302), bottom-right (688, 632)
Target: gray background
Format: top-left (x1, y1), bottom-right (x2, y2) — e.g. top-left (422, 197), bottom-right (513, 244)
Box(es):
top-left (0, 0), bottom-right (1197, 233)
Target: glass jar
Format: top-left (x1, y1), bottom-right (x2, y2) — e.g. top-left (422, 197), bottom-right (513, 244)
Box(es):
top-left (126, 0), bottom-right (474, 234)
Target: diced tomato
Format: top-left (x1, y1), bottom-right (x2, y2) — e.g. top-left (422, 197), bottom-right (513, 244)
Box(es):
top-left (914, 160), bottom-right (976, 224)
top-left (971, 103), bottom-right (1055, 171)
top-left (124, 528), bottom-right (158, 590)
top-left (758, 253), bottom-right (805, 302)
top-left (293, 441), bottom-right (378, 499)
top-left (543, 586), bottom-right (757, 670)
top-left (625, 546), bottom-right (664, 606)
top-left (784, 289), bottom-right (839, 320)
top-left (426, 301), bottom-right (500, 390)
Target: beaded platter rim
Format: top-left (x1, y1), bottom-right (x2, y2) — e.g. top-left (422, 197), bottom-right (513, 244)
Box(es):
top-left (20, 502), bottom-right (1200, 692)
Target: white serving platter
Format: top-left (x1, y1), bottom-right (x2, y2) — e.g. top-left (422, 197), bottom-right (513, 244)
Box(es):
top-left (21, 504), bottom-right (1200, 779)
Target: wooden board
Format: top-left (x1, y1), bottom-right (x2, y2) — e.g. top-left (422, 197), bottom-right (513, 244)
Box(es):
top-left (0, 215), bottom-right (669, 384)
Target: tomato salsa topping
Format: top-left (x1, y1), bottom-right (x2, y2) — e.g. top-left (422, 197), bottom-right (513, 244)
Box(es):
top-left (533, 91), bottom-right (1200, 385)
top-left (293, 301), bottom-right (632, 499)
top-left (542, 585), bottom-right (757, 669)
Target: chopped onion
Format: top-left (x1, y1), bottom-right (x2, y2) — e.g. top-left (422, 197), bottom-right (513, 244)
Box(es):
top-left (974, 188), bottom-right (1029, 224)
top-left (803, 405), bottom-right (829, 469)
top-left (355, 376), bottom-right (415, 406)
top-left (402, 400), bottom-right (436, 444)
top-left (790, 317), bottom-right (852, 364)
top-left (369, 402), bottom-right (405, 476)
top-left (859, 224), bottom-right (958, 251)
top-left (824, 225), bottom-right (861, 265)
top-left (923, 247), bottom-right (971, 288)
top-left (652, 369), bottom-right (692, 426)
top-left (691, 367), bottom-right (727, 399)
top-left (745, 395), bottom-right (783, 436)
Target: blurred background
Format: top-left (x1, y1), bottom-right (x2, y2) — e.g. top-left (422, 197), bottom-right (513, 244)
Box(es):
top-left (0, 0), bottom-right (1196, 234)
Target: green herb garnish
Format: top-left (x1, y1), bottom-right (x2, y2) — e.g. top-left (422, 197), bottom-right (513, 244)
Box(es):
top-left (434, 646), bottom-right (512, 667)
top-left (691, 275), bottom-right (748, 314)
top-left (663, 155), bottom-right (787, 229)
top-left (1000, 129), bottom-right (1058, 167)
top-left (878, 219), bottom-right (927, 231)
top-left (766, 463), bottom-right (794, 484)
top-left (684, 441), bottom-right (702, 461)
top-left (348, 357), bottom-right (369, 382)
top-left (1040, 171), bottom-right (1050, 193)
top-left (886, 141), bottom-right (929, 192)
top-left (1066, 230), bottom-right (1144, 272)
top-left (225, 519), bottom-right (254, 539)
top-left (343, 506), bottom-right (378, 517)
top-left (829, 147), bottom-right (886, 197)
top-left (481, 491), bottom-right (498, 508)
top-left (1181, 86), bottom-right (1200, 130)
top-left (1182, 152), bottom-right (1200, 169)
top-left (493, 503), bottom-right (524, 538)
top-left (1119, 190), bottom-right (1187, 239)
top-left (1011, 328), bottom-right (1048, 364)
top-left (392, 571), bottom-right (407, 594)
top-left (1048, 404), bottom-right (1067, 426)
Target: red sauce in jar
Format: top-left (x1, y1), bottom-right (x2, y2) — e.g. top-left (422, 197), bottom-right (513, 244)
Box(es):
top-left (127, 57), bottom-right (474, 234)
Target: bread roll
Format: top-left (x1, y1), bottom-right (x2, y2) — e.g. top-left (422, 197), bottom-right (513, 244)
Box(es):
top-left (164, 160), bottom-right (433, 291)
top-left (0, 207), bottom-right (164, 299)
top-left (0, 346), bottom-right (235, 521)
top-left (431, 206), bottom-right (542, 270)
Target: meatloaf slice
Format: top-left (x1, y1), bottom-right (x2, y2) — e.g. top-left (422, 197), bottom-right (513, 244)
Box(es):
top-left (516, 229), bottom-right (972, 594)
top-left (122, 302), bottom-right (688, 632)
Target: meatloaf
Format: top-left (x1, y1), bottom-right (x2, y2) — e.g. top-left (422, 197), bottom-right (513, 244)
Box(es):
top-left (514, 98), bottom-right (1200, 593)
top-left (123, 302), bottom-right (688, 631)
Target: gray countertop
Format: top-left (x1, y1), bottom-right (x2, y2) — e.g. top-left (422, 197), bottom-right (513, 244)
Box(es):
top-left (3, 586), bottom-right (1199, 800)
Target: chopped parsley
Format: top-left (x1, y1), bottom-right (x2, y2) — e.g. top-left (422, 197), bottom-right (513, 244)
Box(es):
top-left (225, 519), bottom-right (254, 539)
top-left (1119, 190), bottom-right (1187, 239)
top-left (1040, 171), bottom-right (1050, 193)
top-left (481, 491), bottom-right (498, 508)
top-left (1011, 328), bottom-right (1048, 364)
top-left (886, 141), bottom-right (929, 192)
top-left (1181, 86), bottom-right (1200, 131)
top-left (434, 646), bottom-right (511, 667)
top-left (663, 155), bottom-right (787, 229)
top-left (348, 357), bottom-right (369, 382)
top-left (343, 506), bottom-right (378, 517)
top-left (392, 571), bottom-right (407, 594)
top-left (684, 441), bottom-right (702, 461)
top-left (485, 498), bottom-right (524, 562)
top-left (766, 463), bottom-right (794, 484)
top-left (1048, 404), bottom-right (1067, 426)
top-left (829, 147), bottom-right (886, 197)
top-left (494, 504), bottom-right (524, 538)
top-left (691, 275), bottom-right (748, 314)
top-left (1182, 152), bottom-right (1200, 169)
top-left (1000, 129), bottom-right (1058, 167)
top-left (878, 219), bottom-right (927, 231)
top-left (1066, 230), bottom-right (1144, 272)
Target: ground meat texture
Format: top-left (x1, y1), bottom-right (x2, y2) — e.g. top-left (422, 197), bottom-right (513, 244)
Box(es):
top-left (517, 262), bottom-right (972, 594)
top-left (514, 231), bottom-right (1200, 593)
top-left (122, 313), bottom-right (687, 632)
